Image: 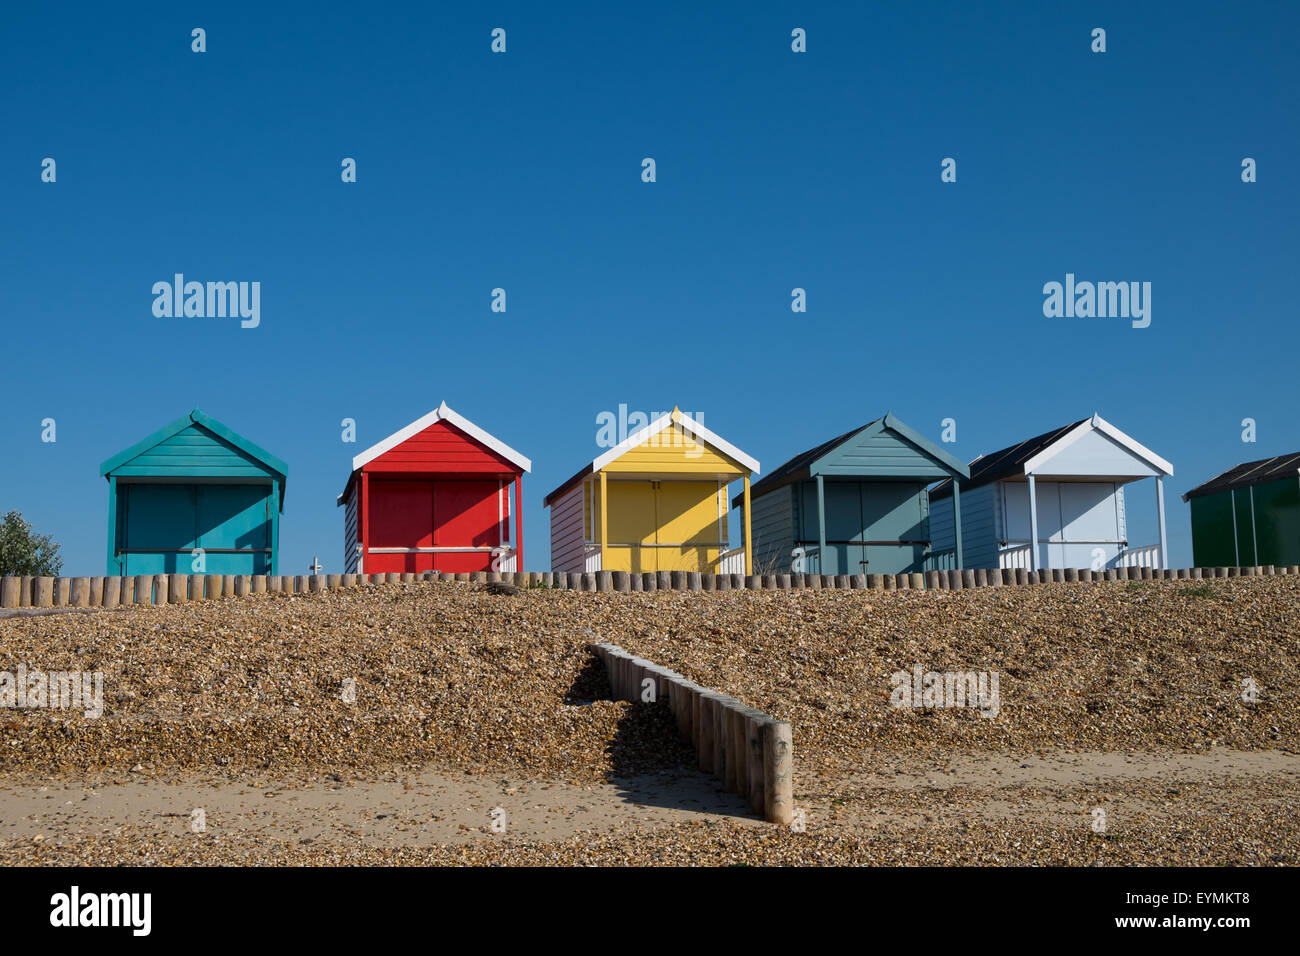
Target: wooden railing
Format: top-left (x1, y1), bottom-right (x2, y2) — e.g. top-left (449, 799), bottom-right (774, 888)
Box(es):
top-left (1117, 543), bottom-right (1161, 568)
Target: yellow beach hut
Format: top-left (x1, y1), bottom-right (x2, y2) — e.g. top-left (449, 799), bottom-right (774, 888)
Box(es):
top-left (545, 408), bottom-right (760, 575)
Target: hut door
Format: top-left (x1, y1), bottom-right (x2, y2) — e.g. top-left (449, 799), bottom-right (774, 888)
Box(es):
top-left (196, 485), bottom-right (271, 575)
top-left (862, 482), bottom-right (926, 574)
top-left (121, 483), bottom-right (199, 575)
top-left (433, 480), bottom-right (501, 572)
top-left (605, 481), bottom-right (658, 573)
top-left (821, 482), bottom-right (866, 576)
top-left (370, 480), bottom-right (434, 573)
top-left (655, 481), bottom-right (718, 572)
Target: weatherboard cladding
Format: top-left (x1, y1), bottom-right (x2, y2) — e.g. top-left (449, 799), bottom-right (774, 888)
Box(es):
top-left (749, 483), bottom-right (794, 571)
top-left (107, 424), bottom-right (278, 480)
top-left (930, 482), bottom-right (999, 569)
top-left (1183, 452), bottom-right (1300, 500)
top-left (548, 483), bottom-right (587, 574)
top-left (343, 486), bottom-right (359, 573)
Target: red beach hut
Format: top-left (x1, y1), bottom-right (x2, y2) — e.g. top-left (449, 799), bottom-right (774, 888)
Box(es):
top-left (338, 403), bottom-right (531, 574)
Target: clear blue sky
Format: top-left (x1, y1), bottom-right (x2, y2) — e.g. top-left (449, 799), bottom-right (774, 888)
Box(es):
top-left (2, 1), bottom-right (1296, 574)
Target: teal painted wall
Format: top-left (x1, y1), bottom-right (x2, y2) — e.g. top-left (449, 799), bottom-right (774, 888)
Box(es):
top-left (107, 423), bottom-right (278, 479)
top-left (813, 427), bottom-right (956, 480)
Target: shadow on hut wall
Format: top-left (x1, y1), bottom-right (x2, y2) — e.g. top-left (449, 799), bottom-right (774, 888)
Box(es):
top-left (564, 652), bottom-right (756, 818)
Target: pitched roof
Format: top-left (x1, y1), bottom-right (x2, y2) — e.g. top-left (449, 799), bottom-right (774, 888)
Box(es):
top-left (930, 414), bottom-right (1171, 499)
top-left (99, 409), bottom-right (288, 507)
top-left (746, 413), bottom-right (969, 503)
top-left (347, 402), bottom-right (531, 474)
top-left (1182, 452), bottom-right (1300, 500)
top-left (544, 408), bottom-right (758, 507)
top-left (337, 402), bottom-right (531, 504)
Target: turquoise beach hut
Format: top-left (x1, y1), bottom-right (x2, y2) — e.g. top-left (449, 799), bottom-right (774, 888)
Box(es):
top-left (101, 410), bottom-right (287, 576)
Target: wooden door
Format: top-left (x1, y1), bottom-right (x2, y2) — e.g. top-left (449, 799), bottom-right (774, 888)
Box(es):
top-left (605, 481), bottom-right (658, 573)
top-left (655, 481), bottom-right (719, 572)
top-left (433, 480), bottom-right (501, 572)
top-left (196, 484), bottom-right (270, 574)
top-left (121, 484), bottom-right (198, 575)
top-left (368, 480), bottom-right (434, 573)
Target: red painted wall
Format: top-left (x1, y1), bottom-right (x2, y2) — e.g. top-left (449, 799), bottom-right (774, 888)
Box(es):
top-left (351, 418), bottom-right (523, 573)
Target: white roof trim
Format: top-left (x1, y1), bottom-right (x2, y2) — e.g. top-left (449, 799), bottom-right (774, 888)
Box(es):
top-left (349, 401), bottom-right (532, 474)
top-left (589, 408), bottom-right (759, 475)
top-left (1022, 413), bottom-right (1172, 477)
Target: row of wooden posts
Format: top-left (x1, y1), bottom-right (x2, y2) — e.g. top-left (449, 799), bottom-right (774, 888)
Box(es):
top-left (2, 562), bottom-right (1298, 610)
top-left (590, 641), bottom-right (795, 826)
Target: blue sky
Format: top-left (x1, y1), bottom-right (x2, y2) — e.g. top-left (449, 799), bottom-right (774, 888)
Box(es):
top-left (2, 1), bottom-right (1297, 574)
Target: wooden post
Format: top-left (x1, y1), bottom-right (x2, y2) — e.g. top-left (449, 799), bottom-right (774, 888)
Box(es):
top-left (170, 573), bottom-right (188, 603)
top-left (1027, 473), bottom-right (1040, 573)
top-left (730, 703), bottom-right (748, 796)
top-left (712, 696), bottom-right (727, 779)
top-left (743, 474), bottom-right (753, 576)
top-left (816, 474), bottom-right (827, 576)
top-left (514, 475), bottom-right (524, 572)
top-left (32, 576), bottom-right (53, 608)
top-left (270, 479), bottom-right (281, 576)
top-left (952, 479), bottom-right (963, 571)
top-left (762, 720), bottom-right (795, 825)
top-left (599, 471), bottom-right (608, 573)
top-left (360, 471), bottom-right (370, 576)
top-left (698, 694), bottom-right (716, 772)
top-left (721, 706), bottom-right (737, 791)
top-left (1158, 476), bottom-right (1171, 571)
top-left (101, 576), bottom-right (121, 607)
top-left (0, 577), bottom-right (19, 608)
top-left (105, 476), bottom-right (118, 575)
top-left (153, 574), bottom-right (168, 605)
top-left (746, 711), bottom-right (767, 816)
top-left (670, 679), bottom-right (690, 740)
top-left (67, 578), bottom-right (89, 608)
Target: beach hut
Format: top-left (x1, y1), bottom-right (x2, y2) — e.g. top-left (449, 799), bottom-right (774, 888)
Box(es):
top-left (929, 414), bottom-right (1173, 571)
top-left (101, 409), bottom-right (287, 576)
top-left (1183, 452), bottom-right (1300, 567)
top-left (338, 402), bottom-right (531, 574)
top-left (545, 408), bottom-right (759, 575)
top-left (742, 413), bottom-right (971, 575)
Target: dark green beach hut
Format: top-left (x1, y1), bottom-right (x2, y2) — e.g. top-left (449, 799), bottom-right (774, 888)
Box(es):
top-left (101, 410), bottom-right (288, 576)
top-left (741, 413), bottom-right (970, 575)
top-left (1183, 452), bottom-right (1300, 567)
